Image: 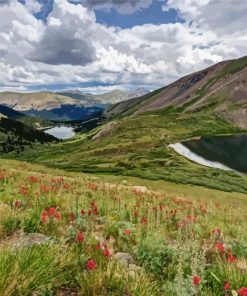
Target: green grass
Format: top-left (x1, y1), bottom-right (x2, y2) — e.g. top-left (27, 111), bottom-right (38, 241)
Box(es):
top-left (0, 159), bottom-right (246, 295)
top-left (3, 112), bottom-right (247, 194)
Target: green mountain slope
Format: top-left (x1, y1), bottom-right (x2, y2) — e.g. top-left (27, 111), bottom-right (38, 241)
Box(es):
top-left (107, 56), bottom-right (247, 128)
top-left (2, 56), bottom-right (247, 194)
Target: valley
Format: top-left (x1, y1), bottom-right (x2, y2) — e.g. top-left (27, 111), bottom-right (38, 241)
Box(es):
top-left (0, 56), bottom-right (247, 296)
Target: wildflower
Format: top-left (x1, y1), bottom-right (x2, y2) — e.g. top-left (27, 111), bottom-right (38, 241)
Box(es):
top-left (193, 275), bottom-right (200, 286)
top-left (86, 259), bottom-right (96, 270)
top-left (41, 209), bottom-right (47, 224)
top-left (227, 252), bottom-right (236, 264)
top-left (224, 282), bottom-right (230, 291)
top-left (238, 287), bottom-right (247, 296)
top-left (141, 217), bottom-right (148, 225)
top-left (80, 209), bottom-right (86, 216)
top-left (69, 212), bottom-right (75, 221)
top-left (125, 229), bottom-right (131, 235)
top-left (212, 228), bottom-right (221, 234)
top-left (133, 211), bottom-right (139, 217)
top-left (14, 200), bottom-right (22, 208)
top-left (76, 231), bottom-right (84, 242)
top-left (48, 207), bottom-right (55, 217)
top-left (103, 249), bottom-right (111, 257)
top-left (95, 244), bottom-right (101, 250)
top-left (215, 242), bottom-right (225, 253)
top-left (29, 175), bottom-right (38, 183)
top-left (19, 185), bottom-right (28, 195)
top-left (55, 210), bottom-right (61, 221)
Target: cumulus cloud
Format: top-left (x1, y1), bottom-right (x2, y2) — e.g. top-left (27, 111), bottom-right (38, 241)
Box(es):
top-left (81, 0), bottom-right (153, 14)
top-left (163, 0), bottom-right (247, 34)
top-left (25, 0), bottom-right (42, 13)
top-left (0, 0), bottom-right (247, 92)
top-left (28, 0), bottom-right (97, 65)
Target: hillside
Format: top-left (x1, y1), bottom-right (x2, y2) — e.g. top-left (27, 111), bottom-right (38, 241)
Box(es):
top-left (107, 56), bottom-right (247, 128)
top-left (0, 117), bottom-right (57, 153)
top-left (0, 159), bottom-right (246, 295)
top-left (0, 105), bottom-right (52, 129)
top-left (0, 105), bottom-right (25, 119)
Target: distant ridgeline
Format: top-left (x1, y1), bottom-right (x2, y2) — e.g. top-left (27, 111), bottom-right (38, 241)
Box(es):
top-left (0, 117), bottom-right (57, 154)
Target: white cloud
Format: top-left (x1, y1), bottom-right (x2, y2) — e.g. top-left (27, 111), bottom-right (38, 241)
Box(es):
top-left (25, 0), bottom-right (42, 13)
top-left (0, 0), bottom-right (246, 92)
top-left (81, 0), bottom-right (153, 14)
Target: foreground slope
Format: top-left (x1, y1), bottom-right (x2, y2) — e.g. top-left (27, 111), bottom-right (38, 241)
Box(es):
top-left (0, 159), bottom-right (246, 295)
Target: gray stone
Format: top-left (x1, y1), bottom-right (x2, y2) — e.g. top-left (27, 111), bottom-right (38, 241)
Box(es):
top-left (113, 252), bottom-right (134, 266)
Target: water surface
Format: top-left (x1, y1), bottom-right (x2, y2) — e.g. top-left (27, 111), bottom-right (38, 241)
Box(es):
top-left (45, 126), bottom-right (75, 140)
top-left (170, 134), bottom-right (247, 173)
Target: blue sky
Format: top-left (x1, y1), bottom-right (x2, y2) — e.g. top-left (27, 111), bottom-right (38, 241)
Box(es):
top-left (0, 0), bottom-right (247, 93)
top-left (95, 1), bottom-right (184, 29)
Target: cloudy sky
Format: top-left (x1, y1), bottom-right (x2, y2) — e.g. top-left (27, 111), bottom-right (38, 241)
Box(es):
top-left (0, 0), bottom-right (247, 93)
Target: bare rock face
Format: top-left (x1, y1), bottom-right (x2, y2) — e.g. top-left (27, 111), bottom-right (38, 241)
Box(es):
top-left (113, 252), bottom-right (134, 266)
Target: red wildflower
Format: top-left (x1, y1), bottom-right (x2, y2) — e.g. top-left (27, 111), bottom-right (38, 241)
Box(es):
top-left (41, 209), bottom-right (47, 224)
top-left (224, 282), bottom-right (230, 291)
top-left (29, 175), bottom-right (38, 183)
top-left (19, 185), bottom-right (28, 196)
top-left (133, 211), bottom-right (139, 217)
top-left (55, 211), bottom-right (61, 221)
top-left (103, 249), bottom-right (110, 257)
top-left (95, 244), bottom-right (101, 250)
top-left (212, 228), bottom-right (221, 234)
top-left (215, 242), bottom-right (225, 253)
top-left (227, 252), bottom-right (236, 264)
top-left (125, 229), bottom-right (131, 235)
top-left (76, 231), bottom-right (84, 242)
top-left (48, 207), bottom-right (55, 217)
top-left (69, 212), bottom-right (75, 221)
top-left (14, 200), bottom-right (22, 208)
top-left (193, 275), bottom-right (200, 286)
top-left (238, 287), bottom-right (247, 296)
top-left (141, 217), bottom-right (148, 225)
top-left (93, 207), bottom-right (99, 215)
top-left (86, 259), bottom-right (96, 270)
top-left (80, 209), bottom-right (86, 216)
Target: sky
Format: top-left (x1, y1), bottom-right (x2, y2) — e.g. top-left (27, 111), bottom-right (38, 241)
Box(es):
top-left (0, 0), bottom-right (247, 94)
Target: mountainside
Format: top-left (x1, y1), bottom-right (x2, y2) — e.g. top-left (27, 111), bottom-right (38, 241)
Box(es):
top-left (107, 56), bottom-right (247, 128)
top-left (0, 117), bottom-right (57, 153)
top-left (0, 105), bottom-right (25, 119)
top-left (0, 89), bottom-right (149, 121)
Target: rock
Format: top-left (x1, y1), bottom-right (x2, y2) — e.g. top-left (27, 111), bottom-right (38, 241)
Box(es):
top-left (122, 180), bottom-right (128, 185)
top-left (11, 233), bottom-right (51, 249)
top-left (129, 263), bottom-right (143, 272)
top-left (113, 252), bottom-right (134, 266)
top-left (132, 186), bottom-right (148, 193)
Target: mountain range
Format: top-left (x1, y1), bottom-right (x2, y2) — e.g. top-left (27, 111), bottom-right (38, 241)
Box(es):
top-left (0, 88), bottom-right (149, 121)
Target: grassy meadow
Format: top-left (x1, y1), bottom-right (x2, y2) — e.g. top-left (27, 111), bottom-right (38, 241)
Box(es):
top-left (0, 159), bottom-right (246, 295)
top-left (5, 112), bottom-right (247, 194)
